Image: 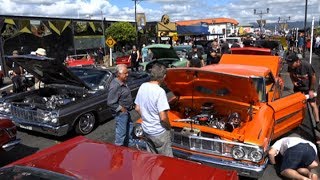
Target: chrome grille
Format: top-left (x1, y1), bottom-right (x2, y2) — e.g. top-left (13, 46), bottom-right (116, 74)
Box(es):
top-left (171, 128), bottom-right (262, 159)
top-left (11, 105), bottom-right (41, 122)
top-left (172, 131), bottom-right (228, 156)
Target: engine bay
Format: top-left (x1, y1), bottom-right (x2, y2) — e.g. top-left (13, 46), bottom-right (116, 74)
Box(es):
top-left (170, 98), bottom-right (253, 132)
top-left (10, 86), bottom-right (85, 110)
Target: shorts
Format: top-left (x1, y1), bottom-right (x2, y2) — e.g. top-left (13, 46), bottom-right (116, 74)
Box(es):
top-left (280, 143), bottom-right (316, 172)
top-left (294, 89), bottom-right (316, 102)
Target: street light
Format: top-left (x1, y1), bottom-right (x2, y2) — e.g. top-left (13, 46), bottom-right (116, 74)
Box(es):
top-left (278, 16), bottom-right (291, 32)
top-left (133, 0), bottom-right (144, 46)
top-left (303, 0), bottom-right (308, 58)
top-left (254, 8), bottom-right (270, 34)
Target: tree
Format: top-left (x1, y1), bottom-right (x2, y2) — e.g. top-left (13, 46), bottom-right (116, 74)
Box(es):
top-left (105, 22), bottom-right (136, 48)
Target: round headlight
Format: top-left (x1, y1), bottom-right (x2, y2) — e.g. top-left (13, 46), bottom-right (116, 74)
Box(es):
top-left (248, 149), bottom-right (264, 162)
top-left (133, 124), bottom-right (144, 138)
top-left (3, 103), bottom-right (11, 113)
top-left (231, 146), bottom-right (245, 160)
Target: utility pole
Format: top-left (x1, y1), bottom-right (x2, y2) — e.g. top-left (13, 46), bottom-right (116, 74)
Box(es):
top-left (254, 8), bottom-right (270, 34)
top-left (101, 10), bottom-right (106, 56)
top-left (133, 0), bottom-right (144, 46)
top-left (278, 16), bottom-right (290, 33)
top-left (303, 0), bottom-right (308, 58)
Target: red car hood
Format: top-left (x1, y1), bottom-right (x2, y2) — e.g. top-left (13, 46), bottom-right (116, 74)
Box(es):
top-left (165, 68), bottom-right (259, 105)
top-left (231, 47), bottom-right (271, 55)
top-left (8, 136), bottom-right (238, 180)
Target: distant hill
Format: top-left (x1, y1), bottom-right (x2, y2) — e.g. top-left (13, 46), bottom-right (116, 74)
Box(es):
top-left (249, 21), bottom-right (320, 30)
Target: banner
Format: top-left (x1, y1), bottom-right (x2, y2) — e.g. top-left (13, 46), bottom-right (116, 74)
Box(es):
top-left (136, 13), bottom-right (146, 30)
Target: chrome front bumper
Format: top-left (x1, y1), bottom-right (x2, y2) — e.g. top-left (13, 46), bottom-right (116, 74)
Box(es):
top-left (173, 148), bottom-right (267, 178)
top-left (2, 139), bottom-right (21, 151)
top-left (0, 113), bottom-right (69, 136)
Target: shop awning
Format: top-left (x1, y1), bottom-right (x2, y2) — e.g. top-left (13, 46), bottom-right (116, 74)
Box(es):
top-left (177, 25), bottom-right (210, 36)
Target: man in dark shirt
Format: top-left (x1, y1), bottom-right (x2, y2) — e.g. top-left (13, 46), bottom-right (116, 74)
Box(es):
top-left (187, 44), bottom-right (204, 67)
top-left (220, 39), bottom-right (230, 55)
top-left (207, 41), bottom-right (221, 65)
top-left (107, 64), bottom-right (134, 146)
top-left (287, 53), bottom-right (320, 130)
top-left (11, 67), bottom-right (26, 93)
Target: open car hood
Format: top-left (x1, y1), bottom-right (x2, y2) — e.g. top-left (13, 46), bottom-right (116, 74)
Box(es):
top-left (10, 55), bottom-right (91, 89)
top-left (146, 44), bottom-right (179, 60)
top-left (165, 68), bottom-right (259, 105)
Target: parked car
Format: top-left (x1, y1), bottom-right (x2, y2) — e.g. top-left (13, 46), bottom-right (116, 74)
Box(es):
top-left (114, 50), bottom-right (132, 66)
top-left (0, 55), bottom-right (150, 136)
top-left (135, 55), bottom-right (306, 178)
top-left (223, 37), bottom-right (243, 48)
top-left (0, 136), bottom-right (238, 180)
top-left (139, 44), bottom-right (188, 72)
top-left (0, 117), bottom-right (20, 152)
top-left (64, 54), bottom-right (95, 67)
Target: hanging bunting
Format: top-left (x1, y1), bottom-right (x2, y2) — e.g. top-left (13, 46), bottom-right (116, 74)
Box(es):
top-left (49, 20), bottom-right (70, 35)
top-left (4, 18), bottom-right (15, 25)
top-left (94, 22), bottom-right (102, 33)
top-left (15, 19), bottom-right (32, 33)
top-left (88, 22), bottom-right (96, 32)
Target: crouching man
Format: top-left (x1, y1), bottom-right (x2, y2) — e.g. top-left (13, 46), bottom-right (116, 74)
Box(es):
top-left (268, 137), bottom-right (318, 180)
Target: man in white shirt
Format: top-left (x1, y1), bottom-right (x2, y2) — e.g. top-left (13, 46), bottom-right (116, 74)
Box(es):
top-left (268, 137), bottom-right (318, 180)
top-left (135, 64), bottom-right (172, 157)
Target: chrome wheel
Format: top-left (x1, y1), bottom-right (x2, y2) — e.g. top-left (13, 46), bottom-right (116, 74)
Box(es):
top-left (75, 112), bottom-right (96, 135)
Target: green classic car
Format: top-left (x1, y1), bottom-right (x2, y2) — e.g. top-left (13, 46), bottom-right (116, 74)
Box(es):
top-left (139, 44), bottom-right (188, 72)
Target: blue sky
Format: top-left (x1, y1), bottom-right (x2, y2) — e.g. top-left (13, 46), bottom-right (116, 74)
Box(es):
top-left (0, 0), bottom-right (319, 25)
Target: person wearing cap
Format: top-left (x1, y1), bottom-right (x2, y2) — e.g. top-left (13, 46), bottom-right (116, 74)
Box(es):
top-left (186, 44), bottom-right (204, 67)
top-left (35, 48), bottom-right (46, 57)
top-left (268, 137), bottom-right (318, 180)
top-left (287, 53), bottom-right (320, 130)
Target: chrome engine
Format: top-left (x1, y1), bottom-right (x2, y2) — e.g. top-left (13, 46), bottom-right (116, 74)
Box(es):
top-left (180, 102), bottom-right (241, 132)
top-left (23, 94), bottom-right (76, 110)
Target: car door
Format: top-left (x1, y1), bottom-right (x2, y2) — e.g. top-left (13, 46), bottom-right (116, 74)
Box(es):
top-left (268, 92), bottom-right (306, 140)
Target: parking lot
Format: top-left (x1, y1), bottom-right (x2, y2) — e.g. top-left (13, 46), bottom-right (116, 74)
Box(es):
top-left (1, 53), bottom-right (320, 179)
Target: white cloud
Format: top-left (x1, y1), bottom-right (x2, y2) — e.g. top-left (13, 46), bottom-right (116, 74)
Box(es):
top-left (0, 0), bottom-right (319, 25)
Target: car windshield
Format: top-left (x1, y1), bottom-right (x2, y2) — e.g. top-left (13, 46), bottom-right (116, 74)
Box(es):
top-left (0, 166), bottom-right (76, 180)
top-left (69, 68), bottom-right (111, 90)
top-left (251, 76), bottom-right (266, 102)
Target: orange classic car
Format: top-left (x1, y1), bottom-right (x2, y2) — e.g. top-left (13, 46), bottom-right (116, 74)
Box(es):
top-left (134, 55), bottom-right (306, 178)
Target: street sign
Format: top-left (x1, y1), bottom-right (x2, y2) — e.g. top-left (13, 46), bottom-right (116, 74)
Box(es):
top-left (106, 36), bottom-right (116, 48)
top-left (172, 34), bottom-right (178, 41)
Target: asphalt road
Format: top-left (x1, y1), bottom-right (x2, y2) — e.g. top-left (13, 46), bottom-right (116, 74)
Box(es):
top-left (1, 53), bottom-right (320, 180)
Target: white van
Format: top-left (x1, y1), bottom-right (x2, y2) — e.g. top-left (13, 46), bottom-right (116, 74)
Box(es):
top-left (223, 37), bottom-right (243, 48)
